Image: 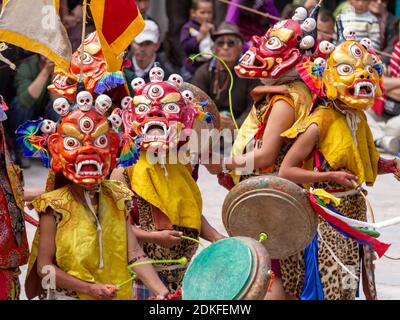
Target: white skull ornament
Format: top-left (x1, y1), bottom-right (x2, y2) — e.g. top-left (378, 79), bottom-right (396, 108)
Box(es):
top-left (149, 66), bottom-right (165, 82)
top-left (76, 91), bottom-right (93, 111)
top-left (314, 57), bottom-right (327, 69)
top-left (120, 96), bottom-right (133, 109)
top-left (131, 77), bottom-right (146, 92)
top-left (181, 90), bottom-right (194, 104)
top-left (301, 18), bottom-right (317, 33)
top-left (319, 41), bottom-right (335, 54)
top-left (168, 74), bottom-right (184, 89)
top-left (108, 114), bottom-right (122, 130)
top-left (95, 94), bottom-right (112, 115)
top-left (292, 7), bottom-right (308, 22)
top-left (300, 35), bottom-right (315, 50)
top-left (343, 28), bottom-right (357, 41)
top-left (53, 97), bottom-right (70, 117)
top-left (360, 38), bottom-right (372, 50)
top-left (40, 119), bottom-right (57, 134)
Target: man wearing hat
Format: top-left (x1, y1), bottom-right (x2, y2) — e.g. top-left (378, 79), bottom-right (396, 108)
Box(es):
top-left (192, 22), bottom-right (259, 132)
top-left (124, 20), bottom-right (176, 95)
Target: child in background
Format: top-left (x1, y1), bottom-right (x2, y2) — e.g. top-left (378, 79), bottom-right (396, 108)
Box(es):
top-left (339, 0), bottom-right (381, 50)
top-left (180, 0), bottom-right (215, 81)
top-left (366, 40), bottom-right (400, 155)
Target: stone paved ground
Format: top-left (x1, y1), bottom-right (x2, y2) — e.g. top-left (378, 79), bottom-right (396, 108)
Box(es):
top-left (19, 160), bottom-right (400, 300)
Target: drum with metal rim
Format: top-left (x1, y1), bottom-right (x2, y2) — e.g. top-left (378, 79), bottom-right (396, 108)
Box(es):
top-left (181, 83), bottom-right (220, 158)
top-left (182, 236), bottom-right (271, 300)
top-left (222, 175), bottom-right (318, 259)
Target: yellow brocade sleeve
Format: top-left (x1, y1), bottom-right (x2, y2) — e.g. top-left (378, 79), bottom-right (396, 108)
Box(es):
top-left (281, 106), bottom-right (380, 186)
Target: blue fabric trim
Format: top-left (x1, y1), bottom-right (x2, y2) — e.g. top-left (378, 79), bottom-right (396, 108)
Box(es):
top-left (300, 233), bottom-right (325, 300)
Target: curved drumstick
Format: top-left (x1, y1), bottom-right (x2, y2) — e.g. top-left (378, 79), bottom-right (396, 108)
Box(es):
top-left (181, 235), bottom-right (205, 248)
top-left (117, 257), bottom-right (188, 289)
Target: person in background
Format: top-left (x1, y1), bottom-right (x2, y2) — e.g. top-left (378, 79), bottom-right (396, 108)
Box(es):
top-left (317, 8), bottom-right (335, 42)
top-left (273, 0), bottom-right (294, 12)
top-left (192, 23), bottom-right (259, 132)
top-left (224, 0), bottom-right (280, 50)
top-left (60, 1), bottom-right (83, 51)
top-left (164, 0), bottom-right (191, 69)
top-left (137, 0), bottom-right (152, 20)
top-left (280, 3), bottom-right (300, 19)
top-left (291, 0), bottom-right (341, 13)
top-left (213, 0), bottom-right (228, 26)
top-left (337, 0), bottom-right (381, 50)
top-left (369, 0), bottom-right (399, 65)
top-left (0, 100), bottom-right (29, 300)
top-left (5, 55), bottom-right (59, 168)
top-left (292, 0), bottom-right (318, 10)
top-left (334, 0), bottom-right (352, 16)
top-left (366, 40), bottom-right (400, 154)
top-left (180, 0), bottom-right (215, 81)
top-left (0, 46), bottom-right (32, 106)
top-left (124, 20), bottom-right (175, 95)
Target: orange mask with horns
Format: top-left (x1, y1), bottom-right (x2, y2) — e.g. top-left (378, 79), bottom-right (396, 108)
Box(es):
top-left (48, 109), bottom-right (120, 188)
top-left (49, 32), bottom-right (127, 102)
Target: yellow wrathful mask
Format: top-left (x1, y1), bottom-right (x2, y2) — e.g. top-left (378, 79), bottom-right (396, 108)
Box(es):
top-left (297, 39), bottom-right (383, 111)
top-left (323, 40), bottom-right (382, 110)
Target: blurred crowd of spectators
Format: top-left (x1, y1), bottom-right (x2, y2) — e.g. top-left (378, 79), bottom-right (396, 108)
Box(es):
top-left (1, 0), bottom-right (400, 168)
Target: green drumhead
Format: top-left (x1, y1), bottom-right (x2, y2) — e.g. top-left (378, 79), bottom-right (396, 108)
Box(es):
top-left (182, 238), bottom-right (254, 300)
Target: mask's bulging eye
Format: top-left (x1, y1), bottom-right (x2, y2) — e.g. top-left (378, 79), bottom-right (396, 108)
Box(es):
top-left (163, 103), bottom-right (180, 114)
top-left (135, 103), bottom-right (150, 114)
top-left (64, 137), bottom-right (81, 150)
top-left (336, 63), bottom-right (354, 76)
top-left (94, 135), bottom-right (108, 148)
top-left (350, 44), bottom-right (363, 59)
top-left (79, 116), bottom-right (95, 133)
top-left (265, 36), bottom-right (282, 50)
top-left (80, 52), bottom-right (93, 64)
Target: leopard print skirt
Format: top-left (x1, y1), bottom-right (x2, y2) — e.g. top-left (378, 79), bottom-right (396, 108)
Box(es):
top-left (136, 197), bottom-right (199, 293)
top-left (280, 192), bottom-right (367, 300)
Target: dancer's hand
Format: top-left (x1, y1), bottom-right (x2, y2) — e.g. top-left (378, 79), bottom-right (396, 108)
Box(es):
top-left (201, 152), bottom-right (224, 175)
top-left (217, 172), bottom-right (235, 190)
top-left (210, 231), bottom-right (226, 243)
top-left (154, 230), bottom-right (182, 248)
top-left (87, 284), bottom-right (118, 300)
top-left (204, 162), bottom-right (223, 175)
top-left (330, 171), bottom-right (357, 189)
top-left (149, 288), bottom-right (182, 300)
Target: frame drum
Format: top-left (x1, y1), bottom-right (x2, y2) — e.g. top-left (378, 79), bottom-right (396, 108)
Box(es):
top-left (182, 237), bottom-right (271, 300)
top-left (222, 176), bottom-right (318, 259)
top-left (181, 83), bottom-right (220, 158)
